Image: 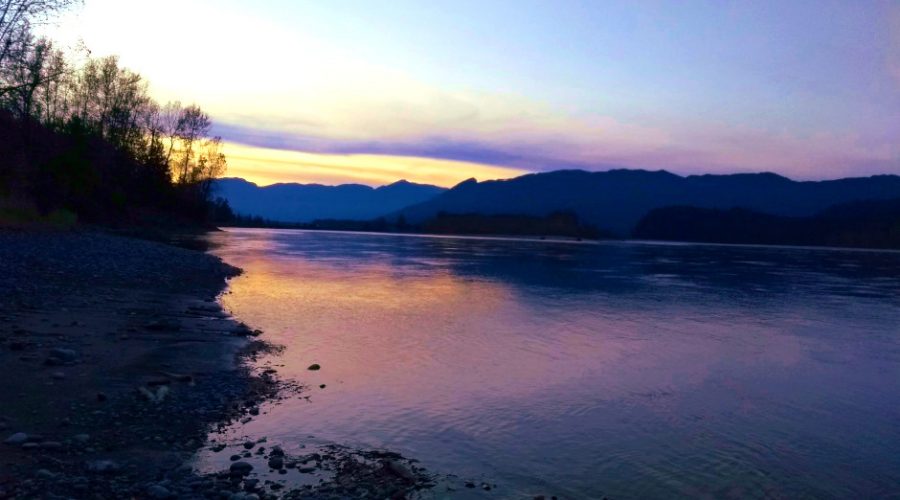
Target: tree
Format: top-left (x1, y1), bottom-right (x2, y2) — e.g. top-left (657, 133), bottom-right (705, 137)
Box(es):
top-left (173, 104), bottom-right (210, 184)
top-left (0, 0), bottom-right (79, 92)
top-left (0, 0), bottom-right (230, 224)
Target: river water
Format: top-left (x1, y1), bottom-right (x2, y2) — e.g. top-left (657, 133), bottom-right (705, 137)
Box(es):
top-left (198, 228), bottom-right (900, 498)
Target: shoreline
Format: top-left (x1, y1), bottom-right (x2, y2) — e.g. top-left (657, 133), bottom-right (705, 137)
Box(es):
top-left (0, 228), bottom-right (438, 499)
top-left (0, 228), bottom-right (266, 497)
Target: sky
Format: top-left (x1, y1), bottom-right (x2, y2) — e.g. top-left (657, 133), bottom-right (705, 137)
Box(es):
top-left (49, 0), bottom-right (900, 186)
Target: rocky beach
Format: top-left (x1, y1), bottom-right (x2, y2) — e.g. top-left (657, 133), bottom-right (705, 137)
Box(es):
top-left (0, 230), bottom-right (435, 499)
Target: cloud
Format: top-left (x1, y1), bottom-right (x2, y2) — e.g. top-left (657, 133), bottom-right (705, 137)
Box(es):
top-left (214, 102), bottom-right (900, 181)
top-left (221, 142), bottom-right (529, 187)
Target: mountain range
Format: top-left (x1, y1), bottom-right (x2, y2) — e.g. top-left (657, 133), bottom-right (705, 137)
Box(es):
top-left (214, 178), bottom-right (446, 222)
top-left (215, 170), bottom-right (900, 243)
top-left (393, 170), bottom-right (900, 236)
top-left (634, 198), bottom-right (900, 249)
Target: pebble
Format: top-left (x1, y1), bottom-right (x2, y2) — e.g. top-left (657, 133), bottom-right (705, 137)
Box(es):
top-left (35, 469), bottom-right (55, 480)
top-left (307, 364), bottom-right (321, 371)
top-left (229, 461), bottom-right (253, 476)
top-left (3, 432), bottom-right (28, 445)
top-left (385, 460), bottom-right (416, 482)
top-left (147, 484), bottom-right (172, 499)
top-left (267, 456), bottom-right (284, 470)
top-left (85, 459), bottom-right (122, 474)
top-left (47, 347), bottom-right (78, 362)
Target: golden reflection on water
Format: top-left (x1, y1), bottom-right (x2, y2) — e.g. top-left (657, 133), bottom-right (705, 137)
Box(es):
top-left (219, 253), bottom-right (622, 406)
top-left (201, 229), bottom-right (900, 498)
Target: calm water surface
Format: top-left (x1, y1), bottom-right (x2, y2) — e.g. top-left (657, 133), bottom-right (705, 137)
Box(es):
top-left (200, 228), bottom-right (900, 498)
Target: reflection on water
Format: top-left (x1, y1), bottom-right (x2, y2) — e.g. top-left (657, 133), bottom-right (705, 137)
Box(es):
top-left (200, 228), bottom-right (900, 498)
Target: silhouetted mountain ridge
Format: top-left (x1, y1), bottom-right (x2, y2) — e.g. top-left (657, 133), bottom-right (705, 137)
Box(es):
top-left (634, 198), bottom-right (900, 249)
top-left (394, 169), bottom-right (900, 236)
top-left (214, 177), bottom-right (446, 222)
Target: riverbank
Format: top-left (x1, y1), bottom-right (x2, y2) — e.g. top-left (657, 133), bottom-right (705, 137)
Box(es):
top-left (0, 229), bottom-right (250, 497)
top-left (0, 229), bottom-right (439, 499)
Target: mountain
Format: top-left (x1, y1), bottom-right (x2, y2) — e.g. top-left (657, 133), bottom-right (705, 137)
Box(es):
top-left (393, 169), bottom-right (900, 236)
top-left (214, 178), bottom-right (446, 222)
top-left (633, 198), bottom-right (900, 249)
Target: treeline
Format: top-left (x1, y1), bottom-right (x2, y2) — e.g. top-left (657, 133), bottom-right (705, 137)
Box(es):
top-left (633, 199), bottom-right (900, 249)
top-left (0, 0), bottom-right (228, 227)
top-left (222, 210), bottom-right (606, 240)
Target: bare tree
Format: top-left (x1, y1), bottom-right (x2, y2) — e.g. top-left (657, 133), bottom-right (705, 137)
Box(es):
top-left (0, 0), bottom-right (79, 89)
top-left (173, 104), bottom-right (210, 184)
top-left (195, 135), bottom-right (227, 198)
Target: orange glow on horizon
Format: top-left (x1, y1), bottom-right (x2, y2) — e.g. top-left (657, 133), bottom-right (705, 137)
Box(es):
top-left (222, 141), bottom-right (529, 188)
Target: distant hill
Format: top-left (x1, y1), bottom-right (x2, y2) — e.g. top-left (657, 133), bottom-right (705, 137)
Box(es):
top-left (393, 170), bottom-right (900, 236)
top-left (633, 198), bottom-right (900, 249)
top-left (214, 178), bottom-right (446, 222)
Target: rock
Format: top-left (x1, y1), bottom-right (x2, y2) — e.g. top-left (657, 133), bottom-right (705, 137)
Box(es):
top-left (270, 446), bottom-right (284, 457)
top-left (319, 384), bottom-right (326, 389)
top-left (231, 323), bottom-right (259, 337)
top-left (147, 484), bottom-right (172, 499)
top-left (39, 441), bottom-right (62, 450)
top-left (21, 442), bottom-right (38, 450)
top-left (267, 456), bottom-right (284, 470)
top-left (229, 461), bottom-right (253, 476)
top-left (138, 385), bottom-right (169, 403)
top-left (298, 466), bottom-right (316, 473)
top-left (465, 481), bottom-right (476, 488)
top-left (385, 459), bottom-right (416, 482)
top-left (72, 433), bottom-right (90, 443)
top-left (48, 348), bottom-right (78, 362)
top-left (229, 454), bottom-right (241, 461)
top-left (4, 432), bottom-right (28, 445)
top-left (243, 478), bottom-right (260, 491)
top-left (242, 440), bottom-right (255, 450)
top-left (307, 364), bottom-right (321, 371)
top-left (210, 443), bottom-right (226, 452)
top-left (85, 459), bottom-right (121, 474)
top-left (35, 469), bottom-right (55, 480)
top-left (51, 372), bottom-right (66, 380)
top-left (96, 392), bottom-right (107, 402)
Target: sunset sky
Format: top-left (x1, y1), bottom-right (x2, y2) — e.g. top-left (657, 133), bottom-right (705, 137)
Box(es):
top-left (50, 0), bottom-right (900, 187)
